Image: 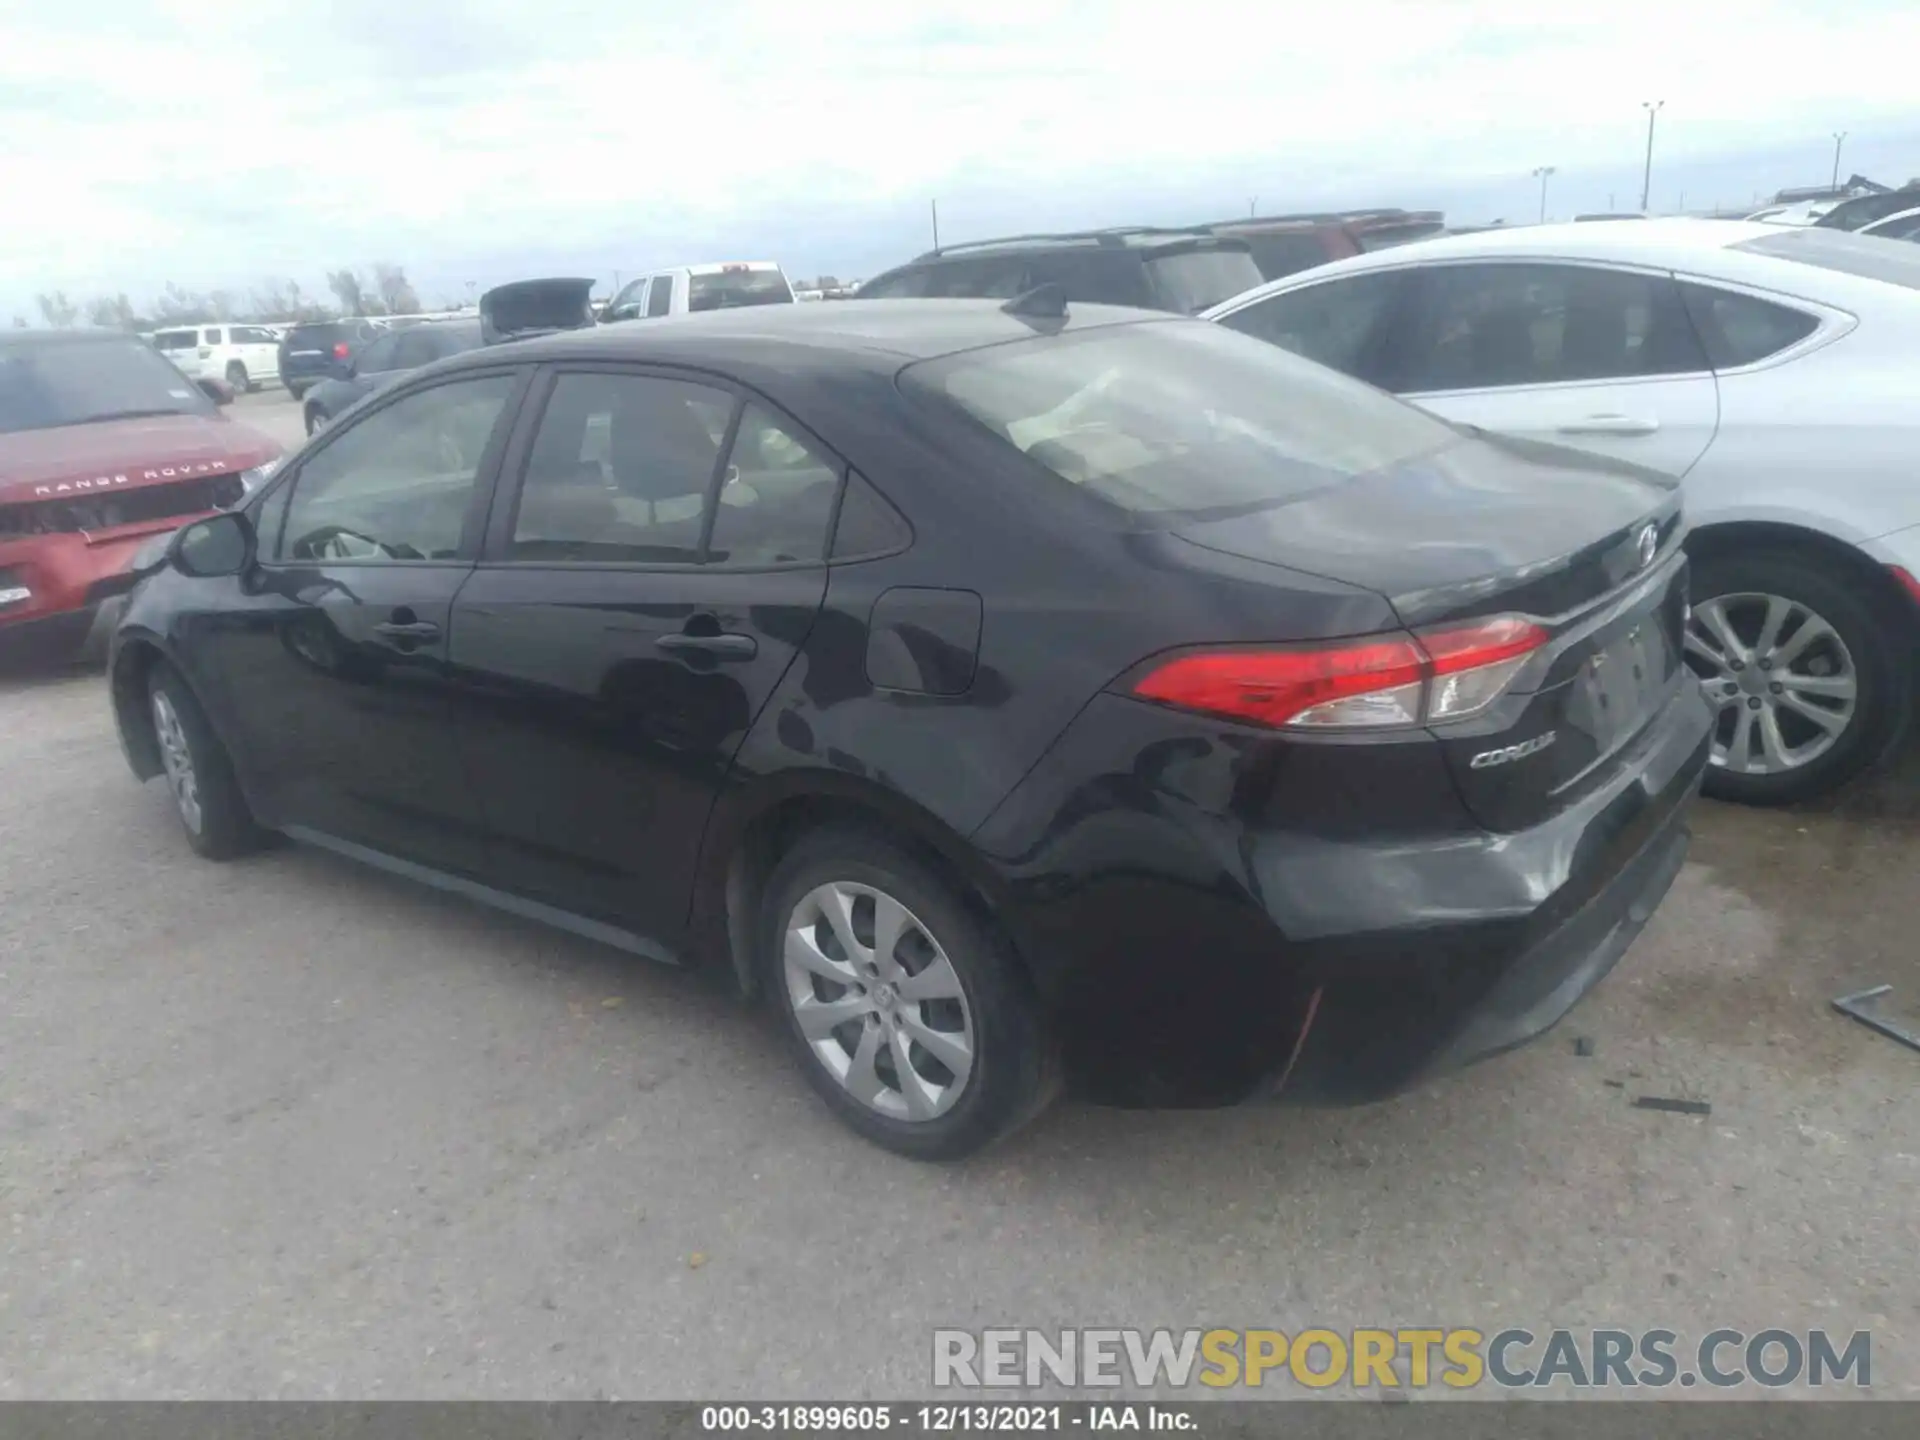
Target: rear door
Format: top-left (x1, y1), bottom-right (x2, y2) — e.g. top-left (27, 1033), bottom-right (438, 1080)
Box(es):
top-left (198, 367), bottom-right (529, 873)
top-left (1386, 261), bottom-right (1721, 477)
top-left (448, 365), bottom-right (837, 944)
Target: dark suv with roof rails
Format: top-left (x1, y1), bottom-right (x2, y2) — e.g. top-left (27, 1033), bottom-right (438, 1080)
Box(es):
top-left (1205, 210), bottom-right (1449, 282)
top-left (855, 228), bottom-right (1264, 314)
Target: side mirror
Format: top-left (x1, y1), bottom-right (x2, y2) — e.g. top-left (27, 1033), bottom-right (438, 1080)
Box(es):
top-left (171, 510), bottom-right (255, 578)
top-left (196, 376), bottom-right (234, 406)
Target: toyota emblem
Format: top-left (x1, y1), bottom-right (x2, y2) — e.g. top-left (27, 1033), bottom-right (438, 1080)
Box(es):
top-left (1636, 524), bottom-right (1658, 569)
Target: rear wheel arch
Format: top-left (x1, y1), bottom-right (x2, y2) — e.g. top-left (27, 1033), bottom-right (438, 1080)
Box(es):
top-left (700, 777), bottom-right (1026, 1002)
top-left (1685, 520), bottom-right (1915, 626)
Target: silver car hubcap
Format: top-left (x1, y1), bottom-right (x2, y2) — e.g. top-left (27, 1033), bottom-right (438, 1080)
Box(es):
top-left (151, 690), bottom-right (204, 833)
top-left (782, 881), bottom-right (975, 1122)
top-left (1685, 592), bottom-right (1857, 776)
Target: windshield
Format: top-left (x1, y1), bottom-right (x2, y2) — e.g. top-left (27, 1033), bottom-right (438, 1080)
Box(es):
top-left (905, 319), bottom-right (1458, 516)
top-left (1144, 247), bottom-right (1266, 313)
top-left (0, 335), bottom-right (215, 435)
top-left (1734, 227), bottom-right (1920, 290)
top-left (688, 269), bottom-right (794, 312)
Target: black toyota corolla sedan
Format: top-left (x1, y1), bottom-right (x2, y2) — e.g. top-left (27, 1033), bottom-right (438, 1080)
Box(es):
top-left (107, 296), bottom-right (1711, 1159)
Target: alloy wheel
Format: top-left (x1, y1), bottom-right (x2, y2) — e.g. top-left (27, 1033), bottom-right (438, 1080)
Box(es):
top-left (151, 690), bottom-right (204, 833)
top-left (782, 881), bottom-right (976, 1123)
top-left (1684, 591), bottom-right (1858, 776)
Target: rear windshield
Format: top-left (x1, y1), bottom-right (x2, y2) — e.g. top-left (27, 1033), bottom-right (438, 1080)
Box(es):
top-left (0, 335), bottom-right (216, 435)
top-left (285, 323), bottom-right (350, 346)
top-left (1734, 228), bottom-right (1920, 290)
top-left (152, 330), bottom-right (198, 351)
top-left (1142, 247), bottom-right (1266, 313)
top-left (904, 319), bottom-right (1458, 517)
top-left (689, 269), bottom-right (794, 312)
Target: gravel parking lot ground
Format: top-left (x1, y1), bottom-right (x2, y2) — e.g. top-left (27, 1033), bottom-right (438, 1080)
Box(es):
top-left (2, 540), bottom-right (1916, 1398)
top-left (229, 387), bottom-right (308, 453)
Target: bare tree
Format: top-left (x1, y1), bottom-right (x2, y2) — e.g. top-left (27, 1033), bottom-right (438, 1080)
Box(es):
top-left (328, 268), bottom-right (368, 316)
top-left (152, 283), bottom-right (215, 324)
top-left (35, 291), bottom-right (80, 328)
top-left (372, 262), bottom-right (420, 316)
top-left (86, 293), bottom-right (140, 331)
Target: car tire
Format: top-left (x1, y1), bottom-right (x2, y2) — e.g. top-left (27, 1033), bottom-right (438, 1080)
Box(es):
top-left (1686, 548), bottom-right (1911, 806)
top-left (226, 362), bottom-right (252, 394)
top-left (761, 827), bottom-right (1053, 1160)
top-left (146, 662), bottom-right (269, 860)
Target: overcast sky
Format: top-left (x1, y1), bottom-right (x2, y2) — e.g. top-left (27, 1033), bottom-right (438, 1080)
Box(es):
top-left (3, 0), bottom-right (1918, 318)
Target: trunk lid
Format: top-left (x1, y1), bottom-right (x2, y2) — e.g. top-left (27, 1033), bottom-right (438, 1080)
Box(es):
top-left (1172, 431), bottom-right (1688, 829)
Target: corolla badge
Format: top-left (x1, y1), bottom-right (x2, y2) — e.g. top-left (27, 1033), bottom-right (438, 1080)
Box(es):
top-left (1470, 731), bottom-right (1558, 769)
top-left (1637, 523), bottom-right (1659, 569)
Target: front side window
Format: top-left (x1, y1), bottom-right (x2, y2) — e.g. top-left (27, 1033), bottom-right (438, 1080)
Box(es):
top-left (645, 277), bottom-right (675, 318)
top-left (510, 372), bottom-right (729, 563)
top-left (1396, 263), bottom-right (1707, 392)
top-left (279, 374), bottom-right (516, 562)
top-left (906, 319), bottom-right (1459, 516)
top-left (707, 404), bottom-right (841, 566)
top-left (0, 335), bottom-right (215, 434)
top-left (203, 329), bottom-right (223, 345)
top-left (1215, 271), bottom-right (1408, 384)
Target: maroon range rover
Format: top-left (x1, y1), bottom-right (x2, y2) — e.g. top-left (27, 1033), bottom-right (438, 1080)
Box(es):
top-left (1, 329), bottom-right (284, 661)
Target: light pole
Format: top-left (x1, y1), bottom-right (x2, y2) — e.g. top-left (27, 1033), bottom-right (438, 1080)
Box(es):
top-left (1831, 131), bottom-right (1848, 189)
top-left (1640, 100), bottom-right (1665, 211)
top-left (1532, 165), bottom-right (1556, 223)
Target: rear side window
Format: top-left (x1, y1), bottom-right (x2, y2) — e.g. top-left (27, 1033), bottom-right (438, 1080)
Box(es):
top-left (906, 320), bottom-right (1458, 516)
top-left (1678, 284), bottom-right (1820, 369)
top-left (706, 403), bottom-right (841, 566)
top-left (1396, 263), bottom-right (1707, 392)
top-left (1215, 271), bottom-right (1408, 385)
top-left (830, 472), bottom-right (911, 559)
top-left (645, 278), bottom-right (674, 317)
top-left (510, 372), bottom-right (729, 564)
top-left (1142, 247), bottom-right (1265, 314)
top-left (1869, 211), bottom-right (1920, 241)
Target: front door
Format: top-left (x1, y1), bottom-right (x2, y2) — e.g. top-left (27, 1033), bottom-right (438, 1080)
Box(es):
top-left (197, 368), bottom-right (527, 875)
top-left (447, 366), bottom-right (839, 944)
top-left (1389, 260), bottom-right (1721, 477)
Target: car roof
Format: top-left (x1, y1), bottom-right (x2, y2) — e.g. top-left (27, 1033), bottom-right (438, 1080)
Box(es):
top-left (1204, 216), bottom-right (1920, 318)
top-left (0, 327), bottom-right (142, 350)
top-left (903, 228), bottom-right (1240, 262)
top-left (445, 297), bottom-right (1155, 372)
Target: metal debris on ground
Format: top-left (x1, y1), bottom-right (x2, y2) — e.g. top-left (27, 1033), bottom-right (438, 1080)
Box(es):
top-left (1633, 1096), bottom-right (1712, 1116)
top-left (1831, 984), bottom-right (1920, 1054)
top-left (1572, 1035), bottom-right (1595, 1057)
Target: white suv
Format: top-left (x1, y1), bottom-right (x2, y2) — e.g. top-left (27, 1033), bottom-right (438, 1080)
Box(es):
top-left (150, 324), bottom-right (283, 392)
top-left (600, 262), bottom-right (794, 322)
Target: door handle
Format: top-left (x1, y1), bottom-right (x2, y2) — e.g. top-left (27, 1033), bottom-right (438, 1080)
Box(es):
top-left (1557, 414), bottom-right (1660, 436)
top-left (373, 620), bottom-right (442, 642)
top-left (656, 632), bottom-right (757, 659)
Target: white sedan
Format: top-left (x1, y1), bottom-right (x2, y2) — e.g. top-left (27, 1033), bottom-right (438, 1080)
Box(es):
top-left (1205, 219), bottom-right (1920, 805)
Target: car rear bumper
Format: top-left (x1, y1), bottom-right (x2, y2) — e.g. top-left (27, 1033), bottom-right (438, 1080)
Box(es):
top-left (973, 678), bottom-right (1713, 1107)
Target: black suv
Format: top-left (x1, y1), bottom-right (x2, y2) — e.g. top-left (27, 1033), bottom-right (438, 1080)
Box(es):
top-left (856, 229), bottom-right (1264, 314)
top-left (276, 320), bottom-right (387, 401)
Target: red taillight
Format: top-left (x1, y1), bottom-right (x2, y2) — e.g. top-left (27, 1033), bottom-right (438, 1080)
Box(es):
top-left (332, 342), bottom-right (351, 359)
top-left (1130, 615), bottom-right (1549, 731)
